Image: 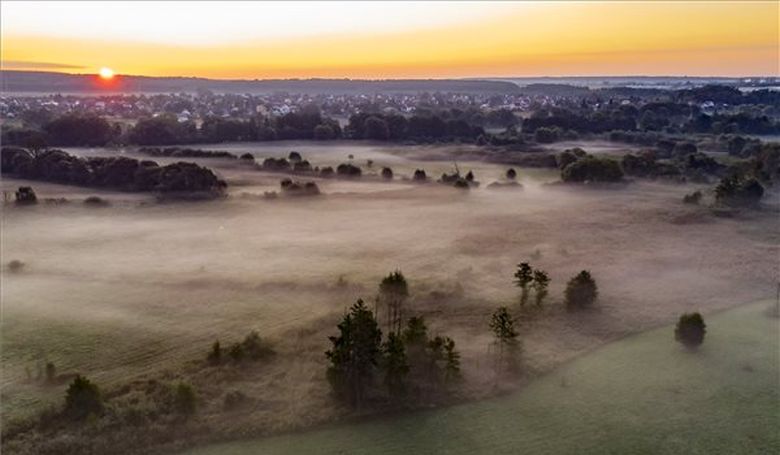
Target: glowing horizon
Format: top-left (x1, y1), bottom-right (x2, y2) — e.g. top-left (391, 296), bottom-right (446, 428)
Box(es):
top-left (1, 1), bottom-right (778, 79)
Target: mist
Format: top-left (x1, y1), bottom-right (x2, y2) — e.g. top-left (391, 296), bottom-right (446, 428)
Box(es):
top-left (2, 142), bottom-right (777, 434)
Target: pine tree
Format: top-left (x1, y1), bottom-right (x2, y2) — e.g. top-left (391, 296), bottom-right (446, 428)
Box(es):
top-left (379, 271), bottom-right (409, 335)
top-left (382, 333), bottom-right (409, 397)
top-left (326, 299), bottom-right (382, 407)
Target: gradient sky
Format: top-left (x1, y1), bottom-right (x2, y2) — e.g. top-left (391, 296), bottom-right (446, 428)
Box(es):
top-left (2, 1), bottom-right (778, 79)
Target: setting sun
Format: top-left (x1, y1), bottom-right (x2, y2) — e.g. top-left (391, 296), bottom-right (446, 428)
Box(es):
top-left (98, 67), bottom-right (114, 79)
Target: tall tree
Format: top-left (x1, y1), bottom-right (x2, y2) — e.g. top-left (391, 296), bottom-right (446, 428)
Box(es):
top-left (379, 271), bottom-right (409, 335)
top-left (382, 332), bottom-right (409, 398)
top-left (531, 269), bottom-right (551, 306)
top-left (443, 337), bottom-right (461, 382)
top-left (326, 299), bottom-right (382, 407)
top-left (490, 307), bottom-right (519, 374)
top-left (514, 262), bottom-right (534, 305)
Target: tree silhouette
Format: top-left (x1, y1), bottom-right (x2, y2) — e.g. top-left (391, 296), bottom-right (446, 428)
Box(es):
top-left (531, 269), bottom-right (550, 306)
top-left (675, 312), bottom-right (707, 348)
top-left (490, 307), bottom-right (519, 374)
top-left (326, 299), bottom-right (382, 407)
top-left (379, 271), bottom-right (409, 335)
top-left (514, 262), bottom-right (534, 305)
top-left (564, 270), bottom-right (598, 308)
top-left (382, 332), bottom-right (409, 398)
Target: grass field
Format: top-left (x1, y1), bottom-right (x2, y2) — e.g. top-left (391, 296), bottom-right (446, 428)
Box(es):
top-left (185, 301), bottom-right (779, 455)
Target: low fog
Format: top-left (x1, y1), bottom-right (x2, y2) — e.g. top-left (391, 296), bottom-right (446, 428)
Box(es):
top-left (2, 142), bottom-right (778, 431)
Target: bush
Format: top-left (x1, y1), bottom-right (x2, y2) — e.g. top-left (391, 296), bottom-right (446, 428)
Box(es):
top-left (683, 190), bottom-right (702, 205)
top-left (506, 168), bottom-right (517, 180)
top-left (413, 169), bottom-right (427, 182)
top-left (7, 260), bottom-right (25, 272)
top-left (14, 186), bottom-right (37, 205)
top-left (319, 166), bottom-right (335, 178)
top-left (675, 312), bottom-right (706, 348)
top-left (280, 178), bottom-right (320, 196)
top-left (564, 270), bottom-right (598, 308)
top-left (336, 163), bottom-right (362, 178)
top-left (715, 175), bottom-right (764, 207)
top-left (84, 196), bottom-right (109, 207)
top-left (534, 127), bottom-right (560, 143)
top-left (561, 157), bottom-right (624, 183)
top-left (227, 331), bottom-right (274, 363)
top-left (381, 167), bottom-right (394, 180)
top-left (64, 375), bottom-right (103, 420)
top-left (556, 148), bottom-right (586, 169)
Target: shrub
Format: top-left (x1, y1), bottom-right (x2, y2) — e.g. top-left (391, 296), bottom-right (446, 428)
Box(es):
top-left (239, 153), bottom-right (255, 161)
top-left (715, 175), bottom-right (764, 207)
top-left (413, 169), bottom-right (427, 182)
top-left (7, 260), bottom-right (25, 272)
top-left (381, 167), bottom-right (394, 180)
top-left (84, 196), bottom-right (109, 207)
top-left (288, 151), bottom-right (302, 162)
top-left (534, 127), bottom-right (560, 143)
top-left (64, 375), bottom-right (103, 420)
top-left (14, 186), bottom-right (37, 205)
top-left (564, 270), bottom-right (598, 308)
top-left (336, 163), bottom-right (362, 178)
top-left (683, 190), bottom-right (702, 205)
top-left (319, 166), bottom-right (335, 178)
top-left (506, 168), bottom-right (517, 180)
top-left (561, 157), bottom-right (624, 183)
top-left (675, 312), bottom-right (706, 348)
top-left (556, 148), bottom-right (586, 169)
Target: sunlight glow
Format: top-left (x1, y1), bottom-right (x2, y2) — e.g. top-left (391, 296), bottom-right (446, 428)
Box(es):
top-left (99, 67), bottom-right (114, 79)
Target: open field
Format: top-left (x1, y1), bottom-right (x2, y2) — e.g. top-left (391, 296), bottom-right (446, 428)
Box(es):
top-left (185, 300), bottom-right (780, 455)
top-left (2, 142), bottom-right (778, 449)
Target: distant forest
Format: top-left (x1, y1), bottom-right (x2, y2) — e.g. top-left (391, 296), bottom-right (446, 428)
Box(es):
top-left (0, 71), bottom-right (519, 95)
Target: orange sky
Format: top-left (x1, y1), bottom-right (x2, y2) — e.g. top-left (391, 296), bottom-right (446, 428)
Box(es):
top-left (2, 1), bottom-right (778, 79)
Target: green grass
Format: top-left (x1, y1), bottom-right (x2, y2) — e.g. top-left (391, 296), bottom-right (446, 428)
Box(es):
top-left (185, 301), bottom-right (779, 455)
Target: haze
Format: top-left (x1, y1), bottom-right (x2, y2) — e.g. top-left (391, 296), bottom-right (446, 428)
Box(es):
top-left (2, 1), bottom-right (778, 78)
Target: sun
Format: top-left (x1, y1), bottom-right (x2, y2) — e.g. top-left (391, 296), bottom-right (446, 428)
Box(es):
top-left (98, 67), bottom-right (114, 80)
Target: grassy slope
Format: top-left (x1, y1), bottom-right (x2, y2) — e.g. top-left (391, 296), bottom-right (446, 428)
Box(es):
top-left (186, 301), bottom-right (779, 455)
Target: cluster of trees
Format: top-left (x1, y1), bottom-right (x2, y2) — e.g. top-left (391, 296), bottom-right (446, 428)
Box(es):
top-left (1, 147), bottom-right (227, 196)
top-left (0, 108), bottom-right (345, 148)
top-left (513, 262), bottom-right (550, 306)
top-left (326, 272), bottom-right (461, 407)
top-left (556, 150), bottom-right (624, 183)
top-left (346, 112), bottom-right (485, 142)
top-left (137, 146), bottom-right (237, 159)
top-left (280, 178), bottom-right (321, 196)
top-left (438, 168), bottom-right (477, 189)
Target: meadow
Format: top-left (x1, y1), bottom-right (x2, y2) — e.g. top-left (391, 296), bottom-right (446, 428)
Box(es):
top-left (2, 141), bottom-right (777, 451)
